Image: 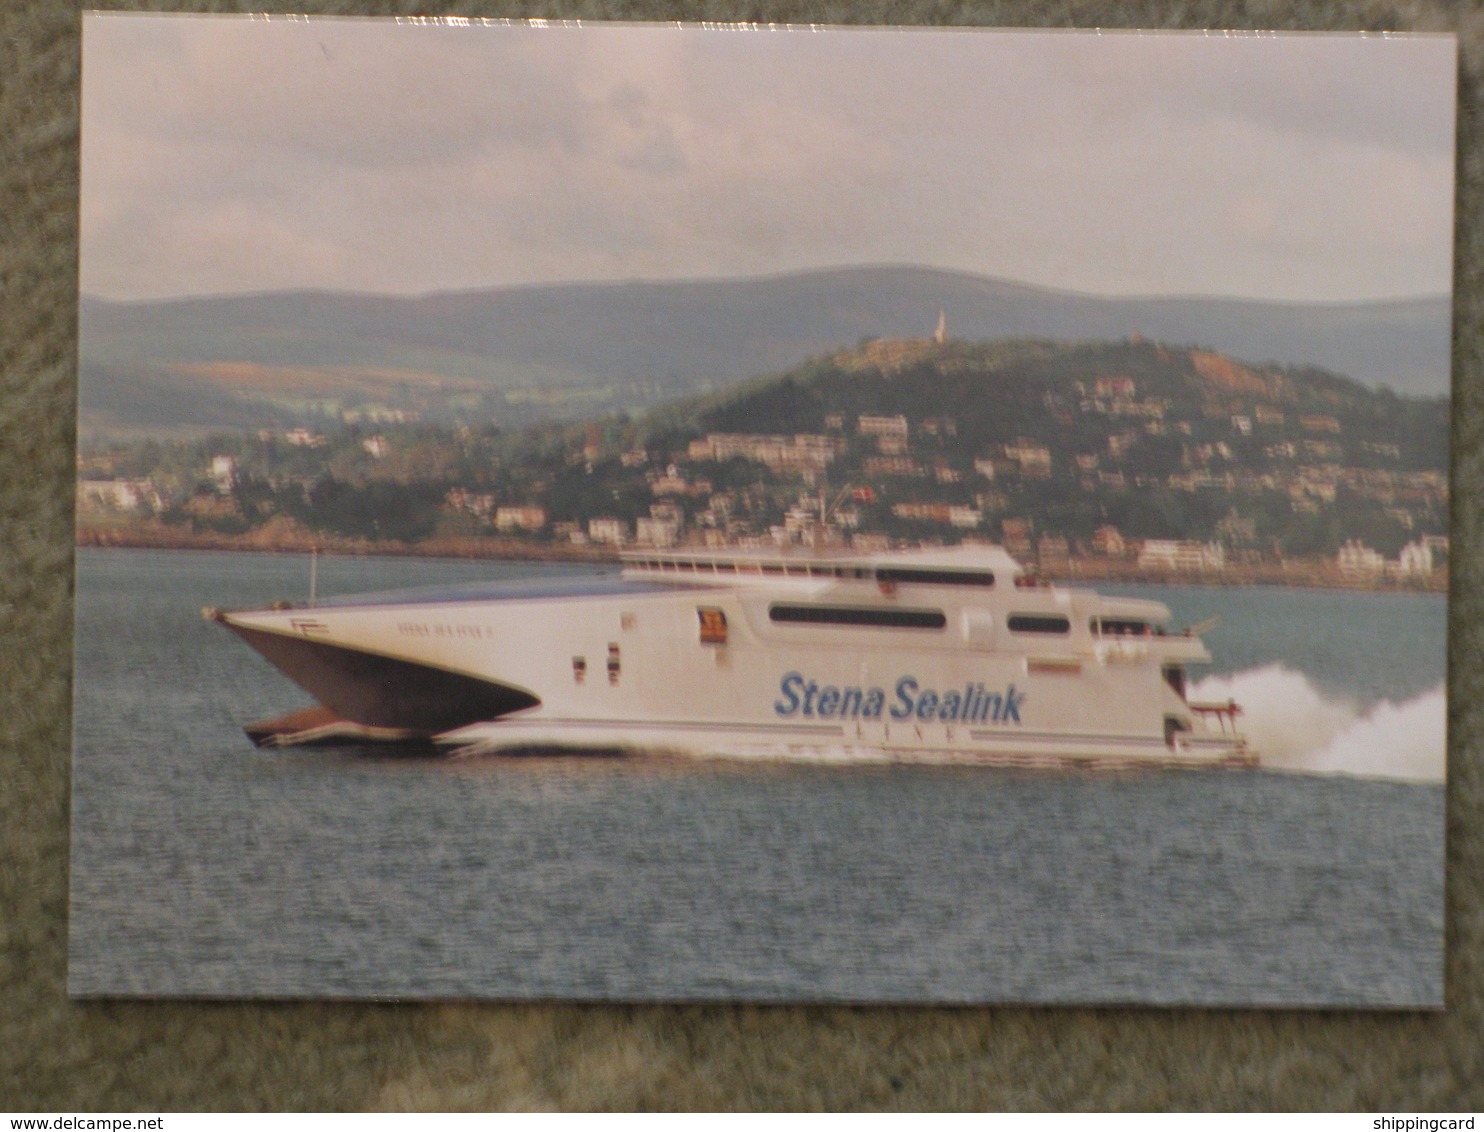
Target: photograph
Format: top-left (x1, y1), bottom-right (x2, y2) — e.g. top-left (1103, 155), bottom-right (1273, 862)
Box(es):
top-left (71, 14), bottom-right (1453, 1005)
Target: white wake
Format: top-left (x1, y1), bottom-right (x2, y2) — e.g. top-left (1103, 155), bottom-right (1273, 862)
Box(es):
top-left (1190, 665), bottom-right (1445, 783)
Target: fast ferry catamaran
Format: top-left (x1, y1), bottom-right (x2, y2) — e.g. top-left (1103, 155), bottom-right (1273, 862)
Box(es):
top-left (206, 544), bottom-right (1252, 767)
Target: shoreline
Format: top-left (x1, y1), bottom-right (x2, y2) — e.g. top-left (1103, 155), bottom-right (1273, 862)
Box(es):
top-left (74, 522), bottom-right (1448, 594)
top-left (1035, 555), bottom-right (1447, 595)
top-left (75, 522), bottom-right (619, 564)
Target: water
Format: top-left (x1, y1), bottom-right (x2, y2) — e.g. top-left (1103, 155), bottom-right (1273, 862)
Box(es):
top-left (68, 548), bottom-right (1446, 1004)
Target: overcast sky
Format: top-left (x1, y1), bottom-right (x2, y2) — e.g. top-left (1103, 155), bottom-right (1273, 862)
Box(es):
top-left (80, 15), bottom-right (1457, 304)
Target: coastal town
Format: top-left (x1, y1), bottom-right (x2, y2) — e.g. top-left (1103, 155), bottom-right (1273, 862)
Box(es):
top-left (76, 335), bottom-right (1449, 591)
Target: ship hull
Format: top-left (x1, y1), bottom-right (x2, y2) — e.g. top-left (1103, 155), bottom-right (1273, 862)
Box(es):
top-left (220, 618), bottom-right (539, 733)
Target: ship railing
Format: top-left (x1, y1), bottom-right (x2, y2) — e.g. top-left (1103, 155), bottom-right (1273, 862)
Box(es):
top-left (1187, 699), bottom-right (1243, 734)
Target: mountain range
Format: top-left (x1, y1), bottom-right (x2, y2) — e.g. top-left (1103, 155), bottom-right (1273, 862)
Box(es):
top-left (78, 265), bottom-right (1451, 439)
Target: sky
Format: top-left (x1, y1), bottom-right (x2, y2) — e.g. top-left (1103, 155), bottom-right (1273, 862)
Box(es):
top-left (79, 15), bottom-right (1458, 304)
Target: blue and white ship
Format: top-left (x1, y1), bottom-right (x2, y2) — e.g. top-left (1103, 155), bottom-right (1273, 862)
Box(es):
top-left (207, 545), bottom-right (1253, 767)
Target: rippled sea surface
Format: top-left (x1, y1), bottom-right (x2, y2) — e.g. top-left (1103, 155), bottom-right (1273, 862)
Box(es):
top-left (69, 549), bottom-right (1444, 1004)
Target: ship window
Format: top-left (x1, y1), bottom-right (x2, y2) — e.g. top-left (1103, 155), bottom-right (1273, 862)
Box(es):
top-left (874, 568), bottom-right (995, 588)
top-left (1007, 613), bottom-right (1071, 634)
top-left (716, 562), bottom-right (736, 573)
top-left (1092, 617), bottom-right (1150, 636)
top-left (1163, 665), bottom-right (1186, 699)
top-left (761, 563), bottom-right (785, 574)
top-left (769, 604), bottom-right (947, 630)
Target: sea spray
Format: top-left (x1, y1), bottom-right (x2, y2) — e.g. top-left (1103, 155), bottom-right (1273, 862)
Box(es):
top-left (1305, 688), bottom-right (1446, 782)
top-left (1190, 665), bottom-right (1445, 782)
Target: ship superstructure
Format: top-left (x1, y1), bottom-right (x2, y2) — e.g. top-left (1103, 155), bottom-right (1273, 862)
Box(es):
top-left (207, 545), bottom-right (1252, 767)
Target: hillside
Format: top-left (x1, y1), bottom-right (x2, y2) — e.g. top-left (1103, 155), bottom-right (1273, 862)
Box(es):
top-left (78, 336), bottom-right (1449, 575)
top-left (77, 266), bottom-right (1451, 438)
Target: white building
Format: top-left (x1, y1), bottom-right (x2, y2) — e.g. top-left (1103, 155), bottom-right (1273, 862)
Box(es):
top-left (588, 518), bottom-right (629, 545)
top-left (1337, 540), bottom-right (1385, 576)
top-left (635, 515), bottom-right (682, 548)
top-left (77, 479), bottom-right (147, 512)
top-left (1138, 540), bottom-right (1226, 572)
top-left (1003, 441), bottom-right (1052, 478)
top-left (495, 506), bottom-right (547, 533)
top-left (686, 433), bottom-right (842, 474)
top-left (857, 414), bottom-right (909, 440)
top-left (210, 455), bottom-right (236, 489)
top-left (1393, 540), bottom-right (1434, 577)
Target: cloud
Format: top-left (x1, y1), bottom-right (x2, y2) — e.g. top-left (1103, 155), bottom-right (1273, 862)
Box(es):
top-left (79, 16), bottom-right (1457, 302)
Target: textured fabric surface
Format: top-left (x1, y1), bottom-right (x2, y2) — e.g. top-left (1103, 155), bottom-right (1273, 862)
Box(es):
top-left (3, 0), bottom-right (1481, 1111)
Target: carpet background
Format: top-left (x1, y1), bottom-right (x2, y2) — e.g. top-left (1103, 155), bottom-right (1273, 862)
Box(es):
top-left (3, 0), bottom-right (1482, 1111)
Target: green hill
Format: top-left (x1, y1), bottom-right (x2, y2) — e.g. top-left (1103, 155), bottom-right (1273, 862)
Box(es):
top-left (646, 336), bottom-right (1447, 556)
top-left (81, 335), bottom-right (1446, 562)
